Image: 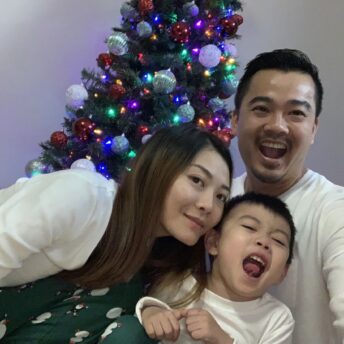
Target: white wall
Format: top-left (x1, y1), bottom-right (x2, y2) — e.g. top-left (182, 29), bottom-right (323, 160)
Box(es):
top-left (1, 0), bottom-right (343, 188)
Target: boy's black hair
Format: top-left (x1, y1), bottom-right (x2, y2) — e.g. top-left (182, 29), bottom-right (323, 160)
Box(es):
top-left (218, 192), bottom-right (296, 264)
top-left (234, 48), bottom-right (323, 117)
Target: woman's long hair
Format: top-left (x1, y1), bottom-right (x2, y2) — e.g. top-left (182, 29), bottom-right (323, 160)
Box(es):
top-left (61, 124), bottom-right (233, 289)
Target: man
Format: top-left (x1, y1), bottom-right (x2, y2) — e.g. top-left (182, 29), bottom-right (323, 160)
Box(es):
top-left (230, 49), bottom-right (344, 344)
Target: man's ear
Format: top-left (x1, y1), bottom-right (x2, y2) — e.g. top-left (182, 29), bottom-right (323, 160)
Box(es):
top-left (231, 110), bottom-right (239, 137)
top-left (311, 117), bottom-right (319, 144)
top-left (204, 229), bottom-right (220, 256)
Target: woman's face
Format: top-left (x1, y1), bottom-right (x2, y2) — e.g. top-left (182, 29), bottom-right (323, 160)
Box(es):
top-left (159, 147), bottom-right (231, 246)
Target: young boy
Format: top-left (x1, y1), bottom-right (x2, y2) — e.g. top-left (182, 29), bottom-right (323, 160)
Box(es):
top-left (136, 192), bottom-right (295, 344)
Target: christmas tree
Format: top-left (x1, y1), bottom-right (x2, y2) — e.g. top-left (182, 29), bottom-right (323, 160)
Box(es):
top-left (27, 0), bottom-right (243, 181)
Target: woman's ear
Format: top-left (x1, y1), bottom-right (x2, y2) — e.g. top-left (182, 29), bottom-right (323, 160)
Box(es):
top-left (204, 229), bottom-right (220, 256)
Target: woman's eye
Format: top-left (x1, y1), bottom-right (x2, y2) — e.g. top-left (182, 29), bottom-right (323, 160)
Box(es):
top-left (189, 176), bottom-right (204, 186)
top-left (217, 194), bottom-right (228, 204)
top-left (242, 225), bottom-right (256, 231)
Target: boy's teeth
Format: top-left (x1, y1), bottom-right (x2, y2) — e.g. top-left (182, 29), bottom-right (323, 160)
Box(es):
top-left (262, 142), bottom-right (286, 149)
top-left (250, 255), bottom-right (265, 266)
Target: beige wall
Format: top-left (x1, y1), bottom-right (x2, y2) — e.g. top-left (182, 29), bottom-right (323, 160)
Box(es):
top-left (1, 0), bottom-right (343, 187)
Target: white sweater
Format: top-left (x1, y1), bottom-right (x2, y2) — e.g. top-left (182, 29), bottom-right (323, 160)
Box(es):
top-left (0, 169), bottom-right (116, 287)
top-left (136, 276), bottom-right (294, 344)
top-left (231, 170), bottom-right (344, 344)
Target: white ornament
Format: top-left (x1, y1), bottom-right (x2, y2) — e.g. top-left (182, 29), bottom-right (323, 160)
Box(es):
top-left (142, 134), bottom-right (152, 144)
top-left (106, 307), bottom-right (123, 319)
top-left (90, 287), bottom-right (110, 296)
top-left (199, 44), bottom-right (222, 68)
top-left (70, 159), bottom-right (96, 172)
top-left (224, 42), bottom-right (238, 57)
top-left (0, 323), bottom-right (6, 339)
top-left (66, 84), bottom-right (88, 110)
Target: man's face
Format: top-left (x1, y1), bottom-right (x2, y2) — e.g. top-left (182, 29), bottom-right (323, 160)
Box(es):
top-left (232, 70), bottom-right (319, 194)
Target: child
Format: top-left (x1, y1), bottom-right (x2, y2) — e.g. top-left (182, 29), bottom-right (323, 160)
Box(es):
top-left (136, 192), bottom-right (295, 344)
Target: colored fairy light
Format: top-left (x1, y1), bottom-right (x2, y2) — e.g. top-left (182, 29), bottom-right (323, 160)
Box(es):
top-left (94, 93), bottom-right (99, 98)
top-left (127, 150), bottom-right (136, 158)
top-left (186, 63), bottom-right (192, 71)
top-left (120, 106), bottom-right (126, 114)
top-left (194, 20), bottom-right (203, 29)
top-left (173, 114), bottom-right (180, 124)
top-left (107, 107), bottom-right (117, 118)
top-left (94, 128), bottom-right (103, 135)
top-left (143, 73), bottom-right (153, 83)
top-left (191, 47), bottom-right (200, 55)
top-left (204, 70), bottom-right (211, 77)
top-left (153, 15), bottom-right (161, 23)
top-left (150, 34), bottom-right (157, 41)
top-left (115, 79), bottom-right (123, 85)
top-left (101, 74), bottom-right (107, 81)
top-left (180, 49), bottom-right (188, 58)
top-left (208, 120), bottom-right (214, 127)
top-left (97, 163), bottom-right (107, 172)
top-left (103, 137), bottom-right (113, 148)
top-left (128, 100), bottom-right (139, 110)
top-left (226, 8), bottom-right (233, 16)
top-left (214, 117), bottom-right (220, 122)
top-left (198, 118), bottom-right (205, 126)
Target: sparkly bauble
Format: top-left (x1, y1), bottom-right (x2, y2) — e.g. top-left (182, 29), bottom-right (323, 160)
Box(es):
top-left (142, 134), bottom-right (152, 144)
top-left (177, 103), bottom-right (195, 123)
top-left (223, 42), bottom-right (238, 57)
top-left (111, 135), bottom-right (130, 154)
top-left (153, 70), bottom-right (176, 94)
top-left (208, 97), bottom-right (225, 112)
top-left (170, 22), bottom-right (191, 43)
top-left (199, 44), bottom-right (222, 68)
top-left (183, 2), bottom-right (199, 17)
top-left (138, 0), bottom-right (154, 16)
top-left (70, 158), bottom-right (96, 172)
top-left (25, 159), bottom-right (46, 178)
top-left (220, 17), bottom-right (239, 37)
top-left (50, 131), bottom-right (68, 148)
top-left (109, 84), bottom-right (126, 100)
top-left (107, 33), bottom-right (128, 56)
top-left (66, 84), bottom-right (88, 110)
top-left (120, 3), bottom-right (138, 19)
top-left (213, 128), bottom-right (233, 146)
top-left (137, 21), bottom-right (153, 38)
top-left (97, 53), bottom-right (113, 69)
top-left (221, 78), bottom-right (238, 97)
top-left (232, 14), bottom-right (244, 25)
top-left (72, 118), bottom-right (94, 141)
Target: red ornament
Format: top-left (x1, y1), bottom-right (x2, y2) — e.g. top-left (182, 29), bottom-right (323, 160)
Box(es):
top-left (170, 22), bottom-right (191, 43)
top-left (220, 17), bottom-right (239, 37)
top-left (109, 84), bottom-right (126, 100)
top-left (231, 14), bottom-right (243, 26)
top-left (72, 118), bottom-right (94, 141)
top-left (97, 53), bottom-right (113, 69)
top-left (138, 0), bottom-right (154, 16)
top-left (50, 131), bottom-right (68, 148)
top-left (213, 128), bottom-right (234, 146)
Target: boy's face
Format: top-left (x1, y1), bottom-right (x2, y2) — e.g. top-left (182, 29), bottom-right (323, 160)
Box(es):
top-left (205, 203), bottom-right (290, 301)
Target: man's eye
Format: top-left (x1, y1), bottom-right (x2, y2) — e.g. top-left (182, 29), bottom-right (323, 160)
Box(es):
top-left (290, 110), bottom-right (306, 117)
top-left (252, 106), bottom-right (269, 113)
top-left (242, 225), bottom-right (256, 231)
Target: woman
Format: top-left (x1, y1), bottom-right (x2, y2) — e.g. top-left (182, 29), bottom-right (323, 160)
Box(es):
top-left (0, 124), bottom-right (232, 343)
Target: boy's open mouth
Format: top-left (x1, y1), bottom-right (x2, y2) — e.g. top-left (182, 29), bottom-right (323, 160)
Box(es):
top-left (243, 255), bottom-right (266, 278)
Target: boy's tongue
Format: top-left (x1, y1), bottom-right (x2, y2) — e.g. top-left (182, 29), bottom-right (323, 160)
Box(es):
top-left (243, 257), bottom-right (264, 278)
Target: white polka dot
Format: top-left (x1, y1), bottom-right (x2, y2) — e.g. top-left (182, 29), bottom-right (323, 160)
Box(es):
top-left (70, 337), bottom-right (83, 343)
top-left (0, 324), bottom-right (7, 339)
top-left (90, 287), bottom-right (110, 296)
top-left (75, 330), bottom-right (90, 338)
top-left (106, 307), bottom-right (122, 319)
top-left (73, 289), bottom-right (84, 296)
top-left (32, 312), bottom-right (52, 324)
top-left (75, 303), bottom-right (85, 310)
top-left (101, 321), bottom-right (118, 339)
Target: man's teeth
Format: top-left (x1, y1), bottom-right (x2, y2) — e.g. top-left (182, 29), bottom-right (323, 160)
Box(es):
top-left (250, 255), bottom-right (265, 267)
top-left (261, 142), bottom-right (286, 149)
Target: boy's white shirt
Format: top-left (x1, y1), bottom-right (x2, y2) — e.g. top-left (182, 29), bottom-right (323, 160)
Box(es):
top-left (136, 275), bottom-right (294, 344)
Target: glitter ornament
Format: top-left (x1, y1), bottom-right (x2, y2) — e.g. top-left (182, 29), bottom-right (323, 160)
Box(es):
top-left (221, 78), bottom-right (238, 97)
top-left (66, 84), bottom-right (88, 110)
top-left (70, 159), bottom-right (96, 172)
top-left (107, 33), bottom-right (128, 56)
top-left (223, 42), bottom-right (238, 57)
top-left (220, 17), bottom-right (239, 37)
top-left (111, 135), bottom-right (130, 154)
top-left (183, 1), bottom-right (199, 17)
top-left (213, 128), bottom-right (233, 146)
top-left (142, 134), bottom-right (152, 144)
top-left (25, 159), bottom-right (46, 178)
top-left (120, 3), bottom-right (138, 19)
top-left (137, 21), bottom-right (153, 38)
top-left (153, 70), bottom-right (176, 94)
top-left (50, 131), bottom-right (68, 148)
top-left (232, 14), bottom-right (243, 25)
top-left (170, 22), bottom-right (191, 43)
top-left (208, 97), bottom-right (225, 112)
top-left (138, 0), bottom-right (154, 16)
top-left (109, 84), bottom-right (126, 100)
top-left (199, 44), bottom-right (222, 68)
top-left (97, 53), bottom-right (113, 69)
top-left (177, 103), bottom-right (195, 123)
top-left (72, 118), bottom-right (94, 141)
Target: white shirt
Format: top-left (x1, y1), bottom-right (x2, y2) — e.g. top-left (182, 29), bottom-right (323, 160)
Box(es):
top-left (136, 276), bottom-right (294, 344)
top-left (0, 169), bottom-right (116, 287)
top-left (231, 170), bottom-right (344, 344)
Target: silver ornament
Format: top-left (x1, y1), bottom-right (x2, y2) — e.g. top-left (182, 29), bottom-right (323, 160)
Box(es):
top-left (25, 159), bottom-right (47, 178)
top-left (208, 97), bottom-right (225, 112)
top-left (177, 103), bottom-right (195, 123)
top-left (66, 84), bottom-right (88, 110)
top-left (120, 3), bottom-right (138, 19)
top-left (199, 44), bottom-right (222, 68)
top-left (183, 2), bottom-right (199, 17)
top-left (222, 77), bottom-right (238, 97)
top-left (137, 21), bottom-right (152, 38)
top-left (107, 33), bottom-right (128, 56)
top-left (70, 159), bottom-right (96, 172)
top-left (111, 135), bottom-right (129, 154)
top-left (153, 70), bottom-right (176, 94)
